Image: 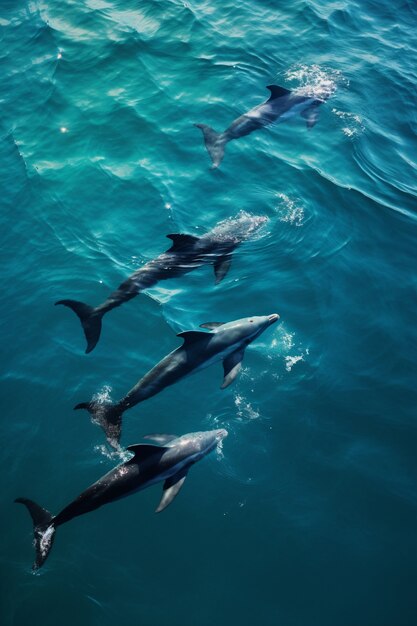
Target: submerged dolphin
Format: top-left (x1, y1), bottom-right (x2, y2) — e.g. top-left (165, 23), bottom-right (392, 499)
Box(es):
top-left (76, 314), bottom-right (279, 449)
top-left (15, 428), bottom-right (227, 572)
top-left (56, 213), bottom-right (267, 353)
top-left (195, 84), bottom-right (327, 168)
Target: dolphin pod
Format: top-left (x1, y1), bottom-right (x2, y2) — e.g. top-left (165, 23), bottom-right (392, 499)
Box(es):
top-left (76, 314), bottom-right (279, 450)
top-left (15, 429), bottom-right (228, 571)
top-left (195, 84), bottom-right (327, 168)
top-left (16, 81), bottom-right (324, 572)
top-left (56, 213), bottom-right (267, 353)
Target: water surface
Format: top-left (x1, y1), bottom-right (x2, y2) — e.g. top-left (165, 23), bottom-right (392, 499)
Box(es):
top-left (1, 1), bottom-right (416, 625)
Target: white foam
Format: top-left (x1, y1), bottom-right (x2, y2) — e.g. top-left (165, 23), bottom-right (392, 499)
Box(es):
top-left (38, 525), bottom-right (55, 561)
top-left (216, 438), bottom-right (225, 459)
top-left (281, 330), bottom-right (295, 351)
top-left (275, 193), bottom-right (304, 227)
top-left (233, 394), bottom-right (260, 421)
top-left (94, 444), bottom-right (131, 462)
top-left (332, 108), bottom-right (365, 137)
top-left (92, 385), bottom-right (113, 405)
top-left (284, 64), bottom-right (346, 100)
top-left (285, 355), bottom-right (304, 372)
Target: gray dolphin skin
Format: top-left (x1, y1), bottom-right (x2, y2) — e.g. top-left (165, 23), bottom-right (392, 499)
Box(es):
top-left (15, 428), bottom-right (228, 571)
top-left (195, 84), bottom-right (327, 168)
top-left (55, 212), bottom-right (268, 354)
top-left (76, 313), bottom-right (279, 449)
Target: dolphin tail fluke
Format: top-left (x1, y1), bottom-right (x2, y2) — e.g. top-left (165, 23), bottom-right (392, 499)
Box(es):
top-left (15, 498), bottom-right (56, 572)
top-left (74, 401), bottom-right (123, 450)
top-left (55, 299), bottom-right (103, 354)
top-left (194, 124), bottom-right (227, 168)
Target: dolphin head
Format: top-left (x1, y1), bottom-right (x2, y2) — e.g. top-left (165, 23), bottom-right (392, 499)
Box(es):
top-left (214, 428), bottom-right (228, 444)
top-left (217, 313), bottom-right (279, 346)
top-left (175, 429), bottom-right (228, 462)
top-left (203, 428), bottom-right (228, 449)
top-left (208, 212), bottom-right (268, 245)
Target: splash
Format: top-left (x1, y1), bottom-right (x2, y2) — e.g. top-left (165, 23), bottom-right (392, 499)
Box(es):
top-left (284, 64), bottom-right (346, 100)
top-left (90, 386), bottom-right (130, 461)
top-left (234, 394), bottom-right (260, 421)
top-left (208, 210), bottom-right (268, 243)
top-left (275, 193), bottom-right (304, 227)
top-left (92, 385), bottom-right (113, 405)
top-left (332, 109), bottom-right (365, 138)
top-left (285, 354), bottom-right (304, 372)
top-left (94, 444), bottom-right (132, 463)
top-left (267, 325), bottom-right (307, 374)
top-left (268, 327), bottom-right (295, 356)
top-left (281, 330), bottom-right (295, 351)
top-left (216, 437), bottom-right (225, 459)
top-left (38, 525), bottom-right (55, 560)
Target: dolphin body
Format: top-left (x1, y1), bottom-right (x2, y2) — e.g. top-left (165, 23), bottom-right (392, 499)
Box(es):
top-left (195, 84), bottom-right (326, 168)
top-left (76, 314), bottom-right (279, 449)
top-left (15, 428), bottom-right (227, 572)
top-left (56, 213), bottom-right (267, 354)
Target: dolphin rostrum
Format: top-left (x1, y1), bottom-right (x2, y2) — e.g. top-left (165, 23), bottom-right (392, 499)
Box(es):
top-left (76, 314), bottom-right (279, 449)
top-left (15, 428), bottom-right (228, 572)
top-left (55, 212), bottom-right (268, 353)
top-left (195, 84), bottom-right (328, 168)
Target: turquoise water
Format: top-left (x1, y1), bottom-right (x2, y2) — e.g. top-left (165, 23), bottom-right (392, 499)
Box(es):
top-left (1, 0), bottom-right (417, 624)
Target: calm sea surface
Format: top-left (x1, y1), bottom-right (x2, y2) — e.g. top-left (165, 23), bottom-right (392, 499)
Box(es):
top-left (1, 1), bottom-right (416, 625)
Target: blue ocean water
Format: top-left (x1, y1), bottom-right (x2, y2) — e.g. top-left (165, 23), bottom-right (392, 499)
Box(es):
top-left (1, 0), bottom-right (416, 624)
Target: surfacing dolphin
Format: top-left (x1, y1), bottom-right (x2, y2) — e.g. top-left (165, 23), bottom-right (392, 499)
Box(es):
top-left (15, 429), bottom-right (227, 572)
top-left (56, 212), bottom-right (267, 354)
top-left (76, 314), bottom-right (279, 449)
top-left (195, 84), bottom-right (328, 168)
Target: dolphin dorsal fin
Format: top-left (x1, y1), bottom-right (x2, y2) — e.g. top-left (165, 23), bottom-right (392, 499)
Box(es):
top-left (166, 234), bottom-right (199, 250)
top-left (177, 330), bottom-right (211, 345)
top-left (126, 443), bottom-right (169, 461)
top-left (200, 322), bottom-right (225, 330)
top-left (266, 84), bottom-right (291, 100)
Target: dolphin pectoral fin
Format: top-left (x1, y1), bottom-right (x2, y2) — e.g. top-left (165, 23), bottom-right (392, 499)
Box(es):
top-left (221, 349), bottom-right (245, 389)
top-left (155, 471), bottom-right (188, 513)
top-left (220, 350), bottom-right (245, 389)
top-left (143, 434), bottom-right (178, 445)
top-left (266, 84), bottom-right (291, 100)
top-left (166, 234), bottom-right (200, 251)
top-left (200, 322), bottom-right (225, 330)
top-left (301, 103), bottom-right (321, 129)
top-left (214, 255), bottom-right (232, 284)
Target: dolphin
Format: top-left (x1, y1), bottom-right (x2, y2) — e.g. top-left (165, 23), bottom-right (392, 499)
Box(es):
top-left (55, 212), bottom-right (268, 353)
top-left (195, 84), bottom-right (327, 168)
top-left (76, 314), bottom-right (279, 449)
top-left (15, 428), bottom-right (228, 572)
